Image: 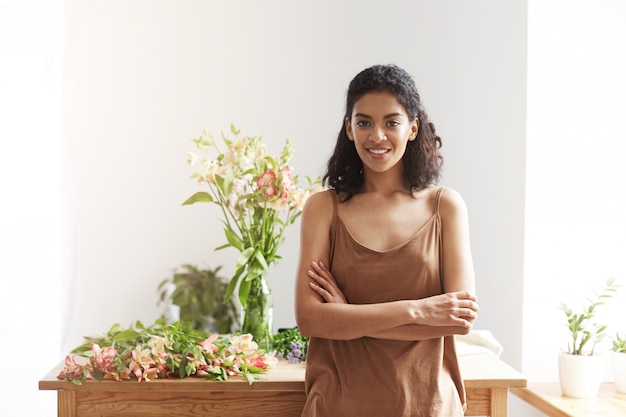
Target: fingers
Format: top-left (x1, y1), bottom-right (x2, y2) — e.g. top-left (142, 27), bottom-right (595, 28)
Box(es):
top-left (309, 281), bottom-right (333, 302)
top-left (307, 260), bottom-right (347, 304)
top-left (308, 262), bottom-right (331, 288)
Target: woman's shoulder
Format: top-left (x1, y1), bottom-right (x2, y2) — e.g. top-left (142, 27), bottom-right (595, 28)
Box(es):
top-left (303, 189), bottom-right (336, 216)
top-left (435, 185), bottom-right (468, 217)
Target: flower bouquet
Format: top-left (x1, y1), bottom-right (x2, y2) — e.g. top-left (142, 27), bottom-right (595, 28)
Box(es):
top-left (183, 124), bottom-right (320, 350)
top-left (57, 319), bottom-right (275, 385)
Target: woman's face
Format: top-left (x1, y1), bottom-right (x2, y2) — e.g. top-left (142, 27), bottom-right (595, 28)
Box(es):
top-left (345, 91), bottom-right (418, 176)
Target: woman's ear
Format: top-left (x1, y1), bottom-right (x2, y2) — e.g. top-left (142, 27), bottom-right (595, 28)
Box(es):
top-left (409, 118), bottom-right (419, 141)
top-left (345, 117), bottom-right (354, 141)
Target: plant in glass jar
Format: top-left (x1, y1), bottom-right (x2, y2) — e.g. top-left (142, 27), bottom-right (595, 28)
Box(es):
top-left (183, 124), bottom-right (321, 351)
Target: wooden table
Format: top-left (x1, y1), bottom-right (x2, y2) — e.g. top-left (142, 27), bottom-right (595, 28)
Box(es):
top-left (511, 382), bottom-right (626, 417)
top-left (40, 353), bottom-right (526, 417)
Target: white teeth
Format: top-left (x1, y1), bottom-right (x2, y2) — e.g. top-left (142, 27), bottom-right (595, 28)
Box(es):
top-left (369, 149), bottom-right (389, 155)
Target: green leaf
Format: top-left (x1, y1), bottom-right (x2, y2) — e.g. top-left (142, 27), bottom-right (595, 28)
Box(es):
top-left (230, 123), bottom-right (240, 136)
top-left (235, 247), bottom-right (256, 271)
top-left (238, 278), bottom-right (252, 307)
top-left (224, 229), bottom-right (244, 252)
top-left (223, 268), bottom-right (243, 303)
top-left (112, 328), bottom-right (142, 343)
top-left (254, 251), bottom-right (269, 271)
top-left (182, 192), bottom-right (213, 206)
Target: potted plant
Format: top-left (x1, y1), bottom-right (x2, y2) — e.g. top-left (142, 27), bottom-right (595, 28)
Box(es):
top-left (612, 332), bottom-right (626, 393)
top-left (558, 278), bottom-right (619, 398)
top-left (157, 264), bottom-right (239, 334)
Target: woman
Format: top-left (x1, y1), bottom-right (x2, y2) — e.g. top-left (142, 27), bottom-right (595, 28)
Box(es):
top-left (295, 64), bottom-right (479, 416)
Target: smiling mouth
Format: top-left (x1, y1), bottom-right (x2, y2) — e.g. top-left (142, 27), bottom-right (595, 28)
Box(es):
top-left (368, 148), bottom-right (391, 155)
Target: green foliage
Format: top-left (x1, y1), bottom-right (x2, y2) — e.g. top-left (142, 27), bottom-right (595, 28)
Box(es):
top-left (62, 319), bottom-right (269, 385)
top-left (560, 278), bottom-right (620, 355)
top-left (183, 126), bottom-right (322, 308)
top-left (71, 318), bottom-right (205, 357)
top-left (158, 264), bottom-right (239, 334)
top-left (273, 327), bottom-right (309, 363)
top-left (613, 332), bottom-right (626, 353)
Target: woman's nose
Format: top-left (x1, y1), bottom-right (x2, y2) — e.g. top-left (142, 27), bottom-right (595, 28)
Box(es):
top-left (370, 128), bottom-right (387, 143)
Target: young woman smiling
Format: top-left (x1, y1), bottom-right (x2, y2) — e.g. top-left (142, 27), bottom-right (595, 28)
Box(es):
top-left (295, 64), bottom-right (478, 417)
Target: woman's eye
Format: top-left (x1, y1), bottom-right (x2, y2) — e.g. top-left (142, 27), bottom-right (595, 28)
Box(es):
top-left (356, 121), bottom-right (371, 127)
top-left (387, 120), bottom-right (400, 127)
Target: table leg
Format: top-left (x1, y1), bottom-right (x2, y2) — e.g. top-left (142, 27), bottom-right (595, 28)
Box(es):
top-left (491, 387), bottom-right (509, 417)
top-left (58, 390), bottom-right (75, 417)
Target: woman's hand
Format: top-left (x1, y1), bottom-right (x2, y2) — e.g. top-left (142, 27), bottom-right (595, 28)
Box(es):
top-left (308, 260), bottom-right (347, 304)
top-left (414, 291), bottom-right (479, 329)
top-left (308, 259), bottom-right (478, 329)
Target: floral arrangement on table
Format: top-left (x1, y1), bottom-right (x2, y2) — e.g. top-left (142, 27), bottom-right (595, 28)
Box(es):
top-left (273, 327), bottom-right (309, 364)
top-left (183, 124), bottom-right (321, 350)
top-left (57, 319), bottom-right (276, 385)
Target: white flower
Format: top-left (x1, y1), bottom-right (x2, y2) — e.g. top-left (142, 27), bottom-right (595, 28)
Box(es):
top-left (229, 334), bottom-right (259, 355)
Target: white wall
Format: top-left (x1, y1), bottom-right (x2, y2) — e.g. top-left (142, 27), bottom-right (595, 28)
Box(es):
top-left (513, 2), bottom-right (626, 416)
top-left (60, 0), bottom-right (528, 370)
top-left (524, 0), bottom-right (626, 382)
top-left (0, 0), bottom-right (66, 416)
top-left (3, 1), bottom-right (529, 416)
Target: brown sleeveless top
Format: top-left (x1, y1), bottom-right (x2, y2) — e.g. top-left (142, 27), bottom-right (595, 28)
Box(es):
top-left (302, 187), bottom-right (466, 417)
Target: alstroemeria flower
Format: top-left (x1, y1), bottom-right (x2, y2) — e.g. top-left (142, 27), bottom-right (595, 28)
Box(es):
top-left (58, 355), bottom-right (84, 381)
top-left (245, 352), bottom-right (268, 370)
top-left (199, 334), bottom-right (220, 353)
top-left (129, 346), bottom-right (156, 382)
top-left (262, 186), bottom-right (278, 198)
top-left (186, 151), bottom-right (200, 166)
top-left (256, 170), bottom-right (276, 189)
top-left (229, 334), bottom-right (258, 356)
top-left (280, 166), bottom-right (294, 195)
top-left (148, 335), bottom-right (171, 357)
top-left (91, 343), bottom-right (118, 374)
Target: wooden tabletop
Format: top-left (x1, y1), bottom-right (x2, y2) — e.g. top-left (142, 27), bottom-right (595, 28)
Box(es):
top-left (40, 352), bottom-right (526, 392)
top-left (511, 382), bottom-right (626, 417)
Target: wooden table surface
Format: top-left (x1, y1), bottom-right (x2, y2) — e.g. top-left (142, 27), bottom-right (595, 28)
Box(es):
top-left (40, 352), bottom-right (526, 416)
top-left (511, 382), bottom-right (626, 417)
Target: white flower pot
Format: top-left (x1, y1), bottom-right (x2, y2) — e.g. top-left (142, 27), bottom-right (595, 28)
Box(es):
top-left (613, 351), bottom-right (626, 394)
top-left (558, 353), bottom-right (605, 398)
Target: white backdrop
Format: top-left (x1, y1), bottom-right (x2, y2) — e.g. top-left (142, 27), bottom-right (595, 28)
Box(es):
top-left (4, 1), bottom-right (527, 415)
top-left (6, 1), bottom-right (626, 416)
top-left (59, 0), bottom-right (527, 367)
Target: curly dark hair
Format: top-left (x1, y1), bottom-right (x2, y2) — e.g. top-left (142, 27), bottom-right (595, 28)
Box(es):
top-left (323, 64), bottom-right (443, 201)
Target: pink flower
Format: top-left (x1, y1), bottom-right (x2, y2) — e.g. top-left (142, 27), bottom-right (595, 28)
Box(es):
top-left (129, 346), bottom-right (156, 382)
top-left (262, 186), bottom-right (278, 198)
top-left (256, 170), bottom-right (276, 189)
top-left (199, 334), bottom-right (220, 353)
top-left (245, 352), bottom-right (268, 370)
top-left (280, 166), bottom-right (294, 195)
top-left (91, 343), bottom-right (119, 374)
top-left (58, 355), bottom-right (84, 381)
top-left (148, 335), bottom-right (171, 357)
top-left (228, 334), bottom-right (258, 356)
top-left (112, 367), bottom-right (132, 381)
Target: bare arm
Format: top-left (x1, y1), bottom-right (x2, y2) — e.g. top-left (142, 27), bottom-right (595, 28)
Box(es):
top-left (308, 259), bottom-right (478, 341)
top-left (296, 189), bottom-right (478, 341)
top-left (295, 192), bottom-right (418, 340)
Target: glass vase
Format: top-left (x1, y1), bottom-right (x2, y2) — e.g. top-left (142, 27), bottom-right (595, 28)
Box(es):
top-left (241, 275), bottom-right (273, 352)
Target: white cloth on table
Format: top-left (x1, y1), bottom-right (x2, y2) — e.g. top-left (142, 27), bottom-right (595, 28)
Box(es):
top-left (455, 330), bottom-right (503, 357)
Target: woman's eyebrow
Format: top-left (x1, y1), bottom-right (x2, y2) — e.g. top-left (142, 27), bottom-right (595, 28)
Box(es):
top-left (353, 112), bottom-right (403, 119)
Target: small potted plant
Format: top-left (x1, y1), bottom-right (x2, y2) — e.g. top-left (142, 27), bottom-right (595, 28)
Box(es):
top-left (612, 332), bottom-right (626, 393)
top-left (558, 278), bottom-right (619, 398)
top-left (157, 264), bottom-right (239, 334)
